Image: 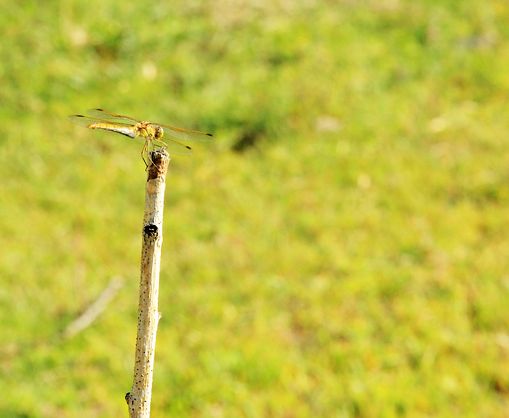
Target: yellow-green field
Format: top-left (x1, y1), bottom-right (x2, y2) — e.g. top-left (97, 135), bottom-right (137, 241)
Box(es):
top-left (2, 1), bottom-right (509, 417)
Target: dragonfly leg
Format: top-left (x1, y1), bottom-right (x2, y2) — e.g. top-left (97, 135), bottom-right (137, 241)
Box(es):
top-left (152, 139), bottom-right (168, 151)
top-left (146, 140), bottom-right (157, 168)
top-left (141, 140), bottom-right (149, 168)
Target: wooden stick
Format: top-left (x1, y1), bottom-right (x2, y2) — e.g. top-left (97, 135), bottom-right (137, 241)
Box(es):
top-left (126, 149), bottom-right (170, 418)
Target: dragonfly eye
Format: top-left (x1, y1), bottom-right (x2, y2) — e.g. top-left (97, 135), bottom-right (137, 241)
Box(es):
top-left (154, 126), bottom-right (163, 139)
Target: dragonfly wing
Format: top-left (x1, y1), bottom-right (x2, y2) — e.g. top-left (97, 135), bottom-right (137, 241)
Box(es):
top-left (151, 123), bottom-right (213, 142)
top-left (69, 114), bottom-right (134, 127)
top-left (69, 115), bottom-right (137, 138)
top-left (87, 108), bottom-right (140, 123)
top-left (69, 114), bottom-right (100, 127)
top-left (163, 139), bottom-right (193, 155)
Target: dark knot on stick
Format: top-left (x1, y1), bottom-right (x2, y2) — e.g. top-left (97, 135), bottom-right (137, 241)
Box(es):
top-left (143, 224), bottom-right (159, 238)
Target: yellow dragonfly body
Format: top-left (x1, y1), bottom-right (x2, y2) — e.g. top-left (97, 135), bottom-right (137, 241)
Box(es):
top-left (69, 108), bottom-right (213, 163)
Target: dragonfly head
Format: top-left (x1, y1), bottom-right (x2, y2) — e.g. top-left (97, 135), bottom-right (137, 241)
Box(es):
top-left (154, 125), bottom-right (164, 139)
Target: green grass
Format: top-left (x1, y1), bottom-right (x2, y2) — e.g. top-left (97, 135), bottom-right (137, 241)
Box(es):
top-left (1, 1), bottom-right (509, 417)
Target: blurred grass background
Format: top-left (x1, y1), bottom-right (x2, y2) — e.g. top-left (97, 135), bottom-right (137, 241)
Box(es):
top-left (1, 0), bottom-right (509, 417)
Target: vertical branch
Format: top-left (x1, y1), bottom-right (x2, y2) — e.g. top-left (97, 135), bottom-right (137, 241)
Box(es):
top-left (126, 149), bottom-right (170, 418)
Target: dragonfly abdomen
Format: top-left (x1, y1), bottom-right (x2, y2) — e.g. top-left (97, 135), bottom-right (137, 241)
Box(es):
top-left (88, 122), bottom-right (136, 138)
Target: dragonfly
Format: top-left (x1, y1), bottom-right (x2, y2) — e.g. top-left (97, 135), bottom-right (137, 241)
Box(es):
top-left (69, 108), bottom-right (213, 165)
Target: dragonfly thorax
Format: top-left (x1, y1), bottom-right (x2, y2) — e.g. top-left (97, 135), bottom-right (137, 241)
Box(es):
top-left (134, 122), bottom-right (164, 140)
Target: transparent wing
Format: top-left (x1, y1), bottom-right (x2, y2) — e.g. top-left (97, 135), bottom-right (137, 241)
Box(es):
top-left (162, 139), bottom-right (193, 155)
top-left (69, 114), bottom-right (135, 127)
top-left (86, 108), bottom-right (141, 124)
top-left (69, 114), bottom-right (137, 138)
top-left (150, 122), bottom-right (213, 142)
